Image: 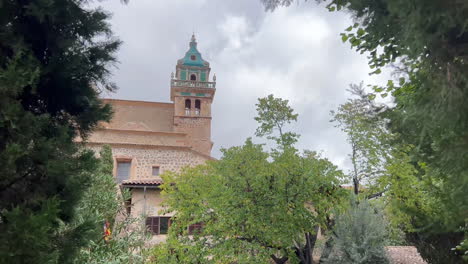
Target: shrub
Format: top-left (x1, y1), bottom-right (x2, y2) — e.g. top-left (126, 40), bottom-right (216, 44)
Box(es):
top-left (323, 198), bottom-right (390, 264)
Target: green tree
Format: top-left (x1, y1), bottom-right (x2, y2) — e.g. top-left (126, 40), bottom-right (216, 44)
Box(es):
top-left (320, 86), bottom-right (395, 262)
top-left (76, 145), bottom-right (120, 225)
top-left (153, 141), bottom-right (345, 264)
top-left (0, 1), bottom-right (120, 262)
top-left (327, 1), bottom-right (468, 261)
top-left (151, 96), bottom-right (346, 264)
top-left (255, 94), bottom-right (299, 148)
top-left (323, 198), bottom-right (390, 264)
top-left (331, 84), bottom-right (391, 197)
top-left (331, 86), bottom-right (464, 262)
top-left (260, 0), bottom-right (468, 261)
top-left (379, 145), bottom-right (465, 264)
top-left (74, 145), bottom-right (148, 264)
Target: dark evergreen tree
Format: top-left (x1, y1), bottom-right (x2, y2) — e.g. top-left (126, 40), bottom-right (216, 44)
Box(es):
top-left (0, 1), bottom-right (120, 263)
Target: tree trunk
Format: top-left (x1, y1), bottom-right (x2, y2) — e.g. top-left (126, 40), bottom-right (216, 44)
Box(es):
top-left (271, 255), bottom-right (288, 264)
top-left (295, 228), bottom-right (319, 264)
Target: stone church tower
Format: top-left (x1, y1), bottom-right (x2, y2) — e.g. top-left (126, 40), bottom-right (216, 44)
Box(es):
top-left (83, 35), bottom-right (216, 242)
top-left (171, 34), bottom-right (216, 156)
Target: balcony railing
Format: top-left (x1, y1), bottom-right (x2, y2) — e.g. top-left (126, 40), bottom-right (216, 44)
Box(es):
top-left (184, 108), bottom-right (201, 116)
top-left (171, 80), bottom-right (216, 89)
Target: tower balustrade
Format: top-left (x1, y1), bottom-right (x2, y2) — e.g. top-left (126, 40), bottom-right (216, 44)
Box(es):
top-left (171, 79), bottom-right (216, 89)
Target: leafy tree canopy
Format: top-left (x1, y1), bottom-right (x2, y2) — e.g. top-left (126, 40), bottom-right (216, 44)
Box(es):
top-left (331, 83), bottom-right (391, 197)
top-left (260, 0), bottom-right (468, 261)
top-left (255, 94), bottom-right (299, 148)
top-left (151, 95), bottom-right (346, 264)
top-left (153, 140), bottom-right (345, 264)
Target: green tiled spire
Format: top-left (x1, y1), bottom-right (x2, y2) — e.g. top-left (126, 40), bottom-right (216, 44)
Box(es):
top-left (180, 34), bottom-right (209, 67)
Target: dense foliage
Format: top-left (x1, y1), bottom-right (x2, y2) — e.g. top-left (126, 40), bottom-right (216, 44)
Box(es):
top-left (261, 0), bottom-right (468, 262)
top-left (74, 145), bottom-right (148, 264)
top-left (150, 96), bottom-right (346, 264)
top-left (329, 1), bottom-right (468, 261)
top-left (0, 0), bottom-right (119, 262)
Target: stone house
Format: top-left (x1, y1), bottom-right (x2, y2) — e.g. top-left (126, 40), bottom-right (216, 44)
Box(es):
top-left (86, 35), bottom-right (216, 242)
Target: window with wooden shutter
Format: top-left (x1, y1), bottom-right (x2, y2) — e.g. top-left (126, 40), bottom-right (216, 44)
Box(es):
top-left (146, 217), bottom-right (171, 235)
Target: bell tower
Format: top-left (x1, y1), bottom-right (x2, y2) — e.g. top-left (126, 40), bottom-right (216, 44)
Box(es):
top-left (170, 34), bottom-right (216, 156)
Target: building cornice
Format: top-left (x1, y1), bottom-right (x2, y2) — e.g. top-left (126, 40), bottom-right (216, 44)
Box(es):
top-left (93, 128), bottom-right (187, 137)
top-left (102, 98), bottom-right (174, 107)
top-left (85, 142), bottom-right (216, 161)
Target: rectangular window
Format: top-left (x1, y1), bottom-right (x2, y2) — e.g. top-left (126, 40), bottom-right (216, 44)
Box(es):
top-left (145, 217), bottom-right (159, 234)
top-left (116, 160), bottom-right (131, 183)
top-left (152, 166), bottom-right (160, 177)
top-left (160, 217), bottom-right (170, 234)
top-left (146, 217), bottom-right (171, 235)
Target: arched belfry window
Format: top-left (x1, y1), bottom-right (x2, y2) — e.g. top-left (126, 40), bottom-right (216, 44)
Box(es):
top-left (190, 74), bottom-right (197, 81)
top-left (195, 100), bottom-right (201, 116)
top-left (185, 99), bottom-right (191, 115)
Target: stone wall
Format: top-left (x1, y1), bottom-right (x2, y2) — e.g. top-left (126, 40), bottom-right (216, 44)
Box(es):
top-left (174, 116), bottom-right (212, 156)
top-left (87, 143), bottom-right (211, 242)
top-left (88, 144), bottom-right (209, 179)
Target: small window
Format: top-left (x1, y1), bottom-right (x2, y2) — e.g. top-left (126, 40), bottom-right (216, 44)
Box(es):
top-left (195, 100), bottom-right (201, 116)
top-left (146, 217), bottom-right (171, 235)
top-left (185, 99), bottom-right (191, 115)
top-left (152, 166), bottom-right (160, 177)
top-left (116, 160), bottom-right (131, 183)
top-left (190, 55), bottom-right (196, 61)
top-left (185, 99), bottom-right (191, 109)
top-left (190, 74), bottom-right (197, 81)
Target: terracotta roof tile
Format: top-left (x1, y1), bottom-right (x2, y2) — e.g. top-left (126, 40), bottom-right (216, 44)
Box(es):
top-left (121, 178), bottom-right (163, 186)
top-left (385, 246), bottom-right (427, 264)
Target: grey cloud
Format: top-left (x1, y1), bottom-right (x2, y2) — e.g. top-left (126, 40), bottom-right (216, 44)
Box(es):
top-left (96, 0), bottom-right (390, 174)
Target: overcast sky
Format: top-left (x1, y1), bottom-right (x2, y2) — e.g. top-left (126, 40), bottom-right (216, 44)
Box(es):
top-left (95, 0), bottom-right (390, 173)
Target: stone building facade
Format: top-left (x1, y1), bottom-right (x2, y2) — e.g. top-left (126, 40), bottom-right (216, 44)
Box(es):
top-left (86, 35), bottom-right (216, 242)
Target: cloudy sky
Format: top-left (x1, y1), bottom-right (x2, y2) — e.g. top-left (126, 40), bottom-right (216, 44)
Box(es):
top-left (95, 0), bottom-right (390, 173)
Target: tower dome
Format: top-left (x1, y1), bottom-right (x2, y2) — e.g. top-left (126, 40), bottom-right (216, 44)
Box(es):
top-left (177, 34), bottom-right (210, 67)
top-left (174, 34), bottom-right (213, 83)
